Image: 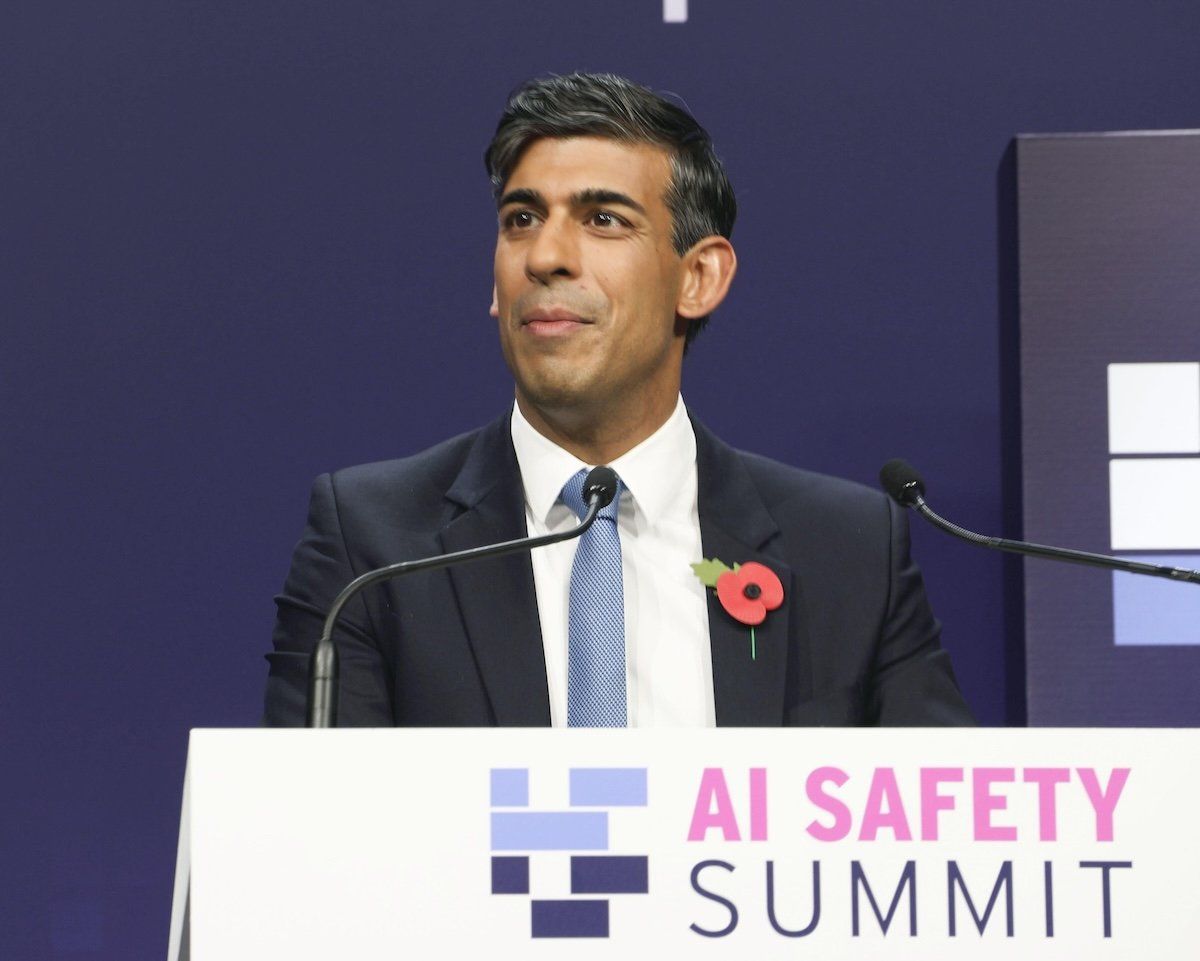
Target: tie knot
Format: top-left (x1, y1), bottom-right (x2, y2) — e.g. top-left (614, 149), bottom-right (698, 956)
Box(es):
top-left (561, 468), bottom-right (622, 522)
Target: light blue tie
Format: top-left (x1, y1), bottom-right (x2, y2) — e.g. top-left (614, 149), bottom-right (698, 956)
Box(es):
top-left (560, 469), bottom-right (627, 727)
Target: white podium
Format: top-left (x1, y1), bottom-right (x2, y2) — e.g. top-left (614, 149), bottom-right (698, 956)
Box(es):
top-left (169, 728), bottom-right (1200, 960)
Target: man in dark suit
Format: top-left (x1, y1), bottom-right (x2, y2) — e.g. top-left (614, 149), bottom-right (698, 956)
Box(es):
top-left (264, 73), bottom-right (973, 728)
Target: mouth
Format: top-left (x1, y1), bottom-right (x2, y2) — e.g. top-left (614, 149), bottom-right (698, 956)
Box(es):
top-left (520, 307), bottom-right (591, 337)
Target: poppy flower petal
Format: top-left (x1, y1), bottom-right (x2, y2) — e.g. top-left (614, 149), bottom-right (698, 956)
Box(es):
top-left (716, 570), bottom-right (767, 625)
top-left (740, 561), bottom-right (784, 610)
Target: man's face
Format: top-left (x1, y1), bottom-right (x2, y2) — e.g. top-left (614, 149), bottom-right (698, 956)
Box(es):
top-left (491, 136), bottom-right (686, 423)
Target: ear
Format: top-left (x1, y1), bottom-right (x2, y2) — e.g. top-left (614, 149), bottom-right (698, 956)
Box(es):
top-left (676, 236), bottom-right (737, 320)
top-left (489, 285), bottom-right (499, 318)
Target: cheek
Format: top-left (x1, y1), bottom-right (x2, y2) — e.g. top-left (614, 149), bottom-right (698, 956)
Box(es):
top-left (493, 248), bottom-right (523, 304)
top-left (602, 256), bottom-right (666, 311)
top-left (620, 246), bottom-right (681, 314)
top-left (641, 259), bottom-right (685, 328)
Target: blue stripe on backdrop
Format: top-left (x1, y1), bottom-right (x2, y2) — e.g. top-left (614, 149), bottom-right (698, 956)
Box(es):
top-left (1113, 557), bottom-right (1200, 646)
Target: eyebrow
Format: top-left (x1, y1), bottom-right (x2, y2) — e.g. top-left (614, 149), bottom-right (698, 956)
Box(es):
top-left (497, 187), bottom-right (648, 217)
top-left (573, 188), bottom-right (647, 216)
top-left (497, 188), bottom-right (544, 211)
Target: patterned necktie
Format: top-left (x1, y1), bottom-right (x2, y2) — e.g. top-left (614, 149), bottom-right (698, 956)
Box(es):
top-left (560, 468), bottom-right (626, 727)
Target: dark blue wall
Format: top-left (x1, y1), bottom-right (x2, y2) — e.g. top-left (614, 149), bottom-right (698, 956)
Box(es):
top-left (5, 1), bottom-right (1199, 956)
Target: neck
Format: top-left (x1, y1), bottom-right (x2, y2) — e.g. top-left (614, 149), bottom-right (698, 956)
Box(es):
top-left (516, 390), bottom-right (679, 465)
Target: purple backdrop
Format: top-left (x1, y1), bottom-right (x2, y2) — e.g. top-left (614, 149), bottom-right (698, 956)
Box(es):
top-left (5, 1), bottom-right (1200, 956)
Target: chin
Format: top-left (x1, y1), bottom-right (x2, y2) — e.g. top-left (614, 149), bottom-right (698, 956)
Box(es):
top-left (515, 371), bottom-right (604, 416)
top-left (520, 384), bottom-right (591, 413)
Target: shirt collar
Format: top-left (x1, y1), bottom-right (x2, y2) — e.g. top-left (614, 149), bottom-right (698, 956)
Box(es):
top-left (510, 395), bottom-right (697, 527)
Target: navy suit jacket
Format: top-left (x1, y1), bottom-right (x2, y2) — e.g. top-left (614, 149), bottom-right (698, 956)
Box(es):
top-left (264, 413), bottom-right (974, 727)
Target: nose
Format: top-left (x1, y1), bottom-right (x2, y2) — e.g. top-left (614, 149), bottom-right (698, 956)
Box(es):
top-left (525, 212), bottom-right (579, 285)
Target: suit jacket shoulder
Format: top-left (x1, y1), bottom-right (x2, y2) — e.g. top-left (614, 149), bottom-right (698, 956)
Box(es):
top-left (691, 417), bottom-right (974, 727)
top-left (322, 417), bottom-right (507, 536)
top-left (265, 413), bottom-right (548, 727)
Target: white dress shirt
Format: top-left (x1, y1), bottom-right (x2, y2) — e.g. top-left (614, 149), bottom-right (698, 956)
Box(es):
top-left (510, 396), bottom-right (716, 727)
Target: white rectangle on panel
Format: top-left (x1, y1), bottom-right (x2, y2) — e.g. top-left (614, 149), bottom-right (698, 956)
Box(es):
top-left (1110, 457), bottom-right (1200, 549)
top-left (1107, 362), bottom-right (1200, 454)
top-left (663, 0), bottom-right (688, 22)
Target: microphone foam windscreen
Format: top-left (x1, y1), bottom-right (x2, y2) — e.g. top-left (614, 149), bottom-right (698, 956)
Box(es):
top-left (879, 459), bottom-right (926, 505)
top-left (582, 466), bottom-right (619, 509)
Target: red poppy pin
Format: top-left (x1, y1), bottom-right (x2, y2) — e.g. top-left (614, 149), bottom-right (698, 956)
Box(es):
top-left (690, 558), bottom-right (784, 660)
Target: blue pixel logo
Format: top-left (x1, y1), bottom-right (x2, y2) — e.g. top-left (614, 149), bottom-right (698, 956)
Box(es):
top-left (489, 767), bottom-right (649, 938)
top-left (1107, 362), bottom-right (1200, 645)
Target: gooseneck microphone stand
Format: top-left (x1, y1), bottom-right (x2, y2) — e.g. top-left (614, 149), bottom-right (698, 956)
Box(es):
top-left (879, 458), bottom-right (1200, 585)
top-left (307, 466), bottom-right (618, 728)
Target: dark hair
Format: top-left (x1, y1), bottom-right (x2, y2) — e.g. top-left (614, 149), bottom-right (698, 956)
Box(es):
top-left (484, 73), bottom-right (736, 347)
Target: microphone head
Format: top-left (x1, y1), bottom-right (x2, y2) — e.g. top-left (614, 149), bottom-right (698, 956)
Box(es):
top-left (879, 459), bottom-right (926, 507)
top-left (582, 466), bottom-right (619, 510)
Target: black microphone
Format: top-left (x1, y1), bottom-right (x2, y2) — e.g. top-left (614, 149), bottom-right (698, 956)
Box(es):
top-left (307, 465), bottom-right (619, 728)
top-left (879, 458), bottom-right (1200, 586)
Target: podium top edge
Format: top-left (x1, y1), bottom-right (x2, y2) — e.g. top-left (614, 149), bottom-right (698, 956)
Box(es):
top-left (186, 726), bottom-right (1200, 736)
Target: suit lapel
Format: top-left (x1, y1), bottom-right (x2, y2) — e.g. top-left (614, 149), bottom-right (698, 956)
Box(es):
top-left (436, 412), bottom-right (810, 727)
top-left (693, 417), bottom-right (806, 726)
top-left (440, 416), bottom-right (551, 726)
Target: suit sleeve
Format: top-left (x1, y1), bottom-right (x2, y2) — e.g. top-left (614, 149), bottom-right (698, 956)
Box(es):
top-left (263, 473), bottom-right (394, 726)
top-left (867, 498), bottom-right (976, 726)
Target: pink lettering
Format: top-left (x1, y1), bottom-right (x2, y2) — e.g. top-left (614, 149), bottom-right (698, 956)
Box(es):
top-left (920, 767), bottom-right (963, 840)
top-left (858, 767), bottom-right (912, 841)
top-left (687, 768), bottom-right (741, 841)
top-left (1077, 767), bottom-right (1131, 842)
top-left (749, 767), bottom-right (768, 841)
top-left (805, 766), bottom-right (851, 841)
top-left (972, 767), bottom-right (1016, 841)
top-left (1022, 767), bottom-right (1070, 841)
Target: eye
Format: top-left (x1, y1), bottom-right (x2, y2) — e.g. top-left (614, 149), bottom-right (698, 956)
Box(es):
top-left (502, 209), bottom-right (539, 230)
top-left (588, 210), bottom-right (627, 229)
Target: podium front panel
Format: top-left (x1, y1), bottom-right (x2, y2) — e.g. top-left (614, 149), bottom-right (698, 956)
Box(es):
top-left (176, 728), bottom-right (1199, 959)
